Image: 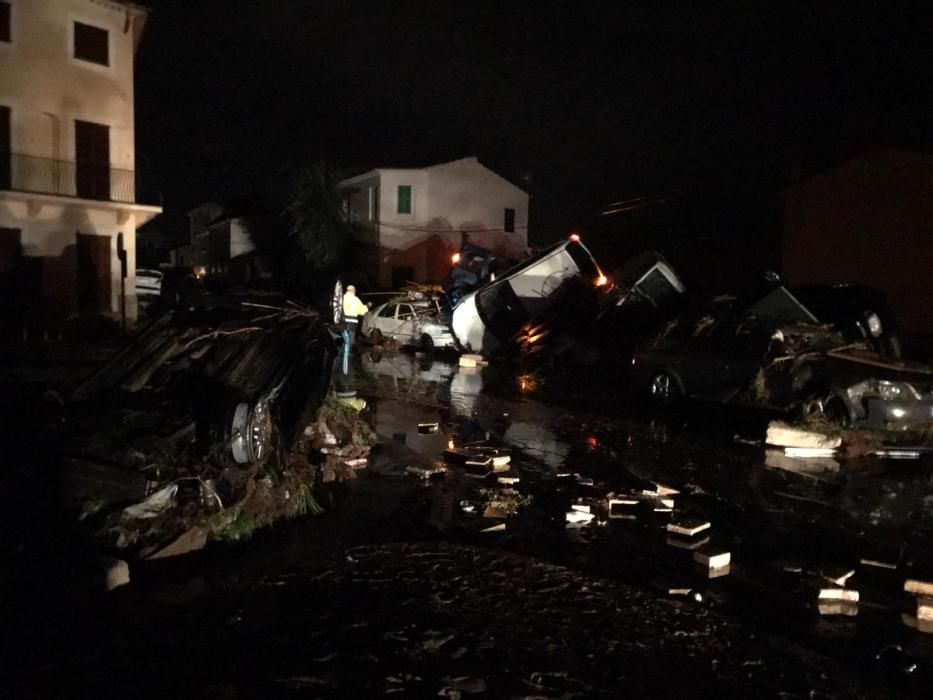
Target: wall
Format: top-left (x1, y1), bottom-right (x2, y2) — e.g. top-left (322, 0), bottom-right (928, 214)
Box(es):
top-left (371, 159), bottom-right (530, 288)
top-left (0, 0), bottom-right (155, 324)
top-left (0, 193), bottom-right (139, 321)
top-left (783, 151), bottom-right (933, 334)
top-left (0, 0), bottom-right (138, 171)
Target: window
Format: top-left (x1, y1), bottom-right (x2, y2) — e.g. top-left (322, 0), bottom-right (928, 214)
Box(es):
top-left (397, 304), bottom-right (414, 320)
top-left (504, 208), bottom-right (516, 233)
top-left (0, 2), bottom-right (10, 43)
top-left (397, 185), bottom-right (411, 214)
top-left (74, 22), bottom-right (109, 66)
top-left (378, 304), bottom-right (396, 319)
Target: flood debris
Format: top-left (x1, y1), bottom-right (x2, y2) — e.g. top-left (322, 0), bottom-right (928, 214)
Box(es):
top-left (766, 422), bottom-right (842, 450)
top-left (666, 518), bottom-right (711, 537)
top-left (50, 296), bottom-right (340, 559)
top-left (406, 464), bottom-right (447, 480)
top-left (818, 587), bottom-right (859, 616)
top-left (693, 548), bottom-right (731, 570)
top-left (123, 484), bottom-right (178, 520)
top-left (565, 509), bottom-right (595, 527)
top-left (103, 557), bottom-right (130, 591)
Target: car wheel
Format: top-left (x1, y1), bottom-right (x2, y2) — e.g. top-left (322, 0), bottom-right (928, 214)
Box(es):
top-left (369, 328), bottom-right (383, 345)
top-left (821, 395), bottom-right (852, 428)
top-left (331, 279), bottom-right (344, 326)
top-left (649, 371), bottom-right (681, 407)
top-left (420, 333), bottom-right (435, 354)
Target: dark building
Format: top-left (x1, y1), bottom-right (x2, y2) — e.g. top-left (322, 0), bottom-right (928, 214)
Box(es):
top-left (783, 150), bottom-right (933, 336)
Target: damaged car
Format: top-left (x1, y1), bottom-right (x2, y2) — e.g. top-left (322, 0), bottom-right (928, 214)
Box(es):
top-left (632, 285), bottom-right (933, 430)
top-left (72, 295), bottom-right (337, 466)
top-left (361, 293), bottom-right (455, 352)
top-left (450, 235), bottom-right (608, 355)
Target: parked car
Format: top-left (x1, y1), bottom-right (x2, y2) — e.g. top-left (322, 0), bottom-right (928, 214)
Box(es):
top-left (361, 294), bottom-right (455, 352)
top-left (135, 268), bottom-right (163, 310)
top-left (450, 235), bottom-right (607, 355)
top-left (632, 286), bottom-right (933, 430)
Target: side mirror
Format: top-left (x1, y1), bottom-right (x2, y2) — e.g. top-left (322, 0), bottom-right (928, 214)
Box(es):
top-left (764, 271), bottom-right (781, 285)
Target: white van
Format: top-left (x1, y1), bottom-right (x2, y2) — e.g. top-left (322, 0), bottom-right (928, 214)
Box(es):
top-left (450, 236), bottom-right (604, 354)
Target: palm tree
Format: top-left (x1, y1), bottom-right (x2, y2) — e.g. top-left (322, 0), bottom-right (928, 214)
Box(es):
top-left (284, 161), bottom-right (353, 275)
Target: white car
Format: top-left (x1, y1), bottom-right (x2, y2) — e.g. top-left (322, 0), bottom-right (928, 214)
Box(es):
top-left (135, 269), bottom-right (163, 307)
top-left (361, 297), bottom-right (456, 351)
top-left (450, 235), bottom-right (605, 355)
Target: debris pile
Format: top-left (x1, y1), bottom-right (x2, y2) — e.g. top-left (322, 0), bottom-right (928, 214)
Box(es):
top-left (53, 297), bottom-right (339, 563)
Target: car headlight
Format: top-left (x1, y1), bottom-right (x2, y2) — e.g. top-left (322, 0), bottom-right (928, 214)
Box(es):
top-left (866, 313), bottom-right (882, 338)
top-left (874, 380), bottom-right (919, 401)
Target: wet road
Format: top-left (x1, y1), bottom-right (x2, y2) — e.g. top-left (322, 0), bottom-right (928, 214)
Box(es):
top-left (349, 350), bottom-right (933, 690)
top-left (10, 348), bottom-right (933, 697)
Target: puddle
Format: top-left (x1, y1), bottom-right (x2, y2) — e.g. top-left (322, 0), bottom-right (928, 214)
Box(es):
top-left (346, 350), bottom-right (933, 672)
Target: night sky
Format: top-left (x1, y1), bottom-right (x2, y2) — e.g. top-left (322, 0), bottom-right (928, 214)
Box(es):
top-left (136, 1), bottom-right (932, 268)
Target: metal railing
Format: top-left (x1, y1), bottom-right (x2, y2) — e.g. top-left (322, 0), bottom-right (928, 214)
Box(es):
top-left (0, 152), bottom-right (158, 205)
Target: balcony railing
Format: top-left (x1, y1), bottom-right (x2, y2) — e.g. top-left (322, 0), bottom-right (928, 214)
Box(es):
top-left (0, 152), bottom-right (159, 206)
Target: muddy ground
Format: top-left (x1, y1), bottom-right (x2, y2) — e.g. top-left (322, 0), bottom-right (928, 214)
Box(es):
top-left (4, 346), bottom-right (933, 697)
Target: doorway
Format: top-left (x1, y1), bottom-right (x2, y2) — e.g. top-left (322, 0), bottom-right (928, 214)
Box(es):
top-left (77, 233), bottom-right (111, 316)
top-left (75, 120), bottom-right (110, 200)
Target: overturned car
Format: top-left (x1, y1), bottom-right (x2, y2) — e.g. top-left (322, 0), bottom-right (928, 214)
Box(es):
top-left (450, 235), bottom-right (608, 355)
top-left (72, 296), bottom-right (337, 465)
top-left (632, 285), bottom-right (933, 430)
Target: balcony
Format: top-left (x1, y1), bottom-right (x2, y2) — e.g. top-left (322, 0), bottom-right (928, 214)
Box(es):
top-left (0, 152), bottom-right (160, 206)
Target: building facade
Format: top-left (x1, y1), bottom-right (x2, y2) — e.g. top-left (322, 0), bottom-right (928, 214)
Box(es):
top-left (783, 150), bottom-right (933, 336)
top-left (183, 199), bottom-right (257, 281)
top-left (339, 156), bottom-right (529, 289)
top-left (0, 0), bottom-right (160, 332)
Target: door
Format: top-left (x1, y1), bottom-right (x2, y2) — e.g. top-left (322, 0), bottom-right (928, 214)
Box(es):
top-left (395, 303), bottom-right (416, 342)
top-left (75, 120), bottom-right (110, 200)
top-left (0, 106), bottom-right (10, 190)
top-left (374, 303), bottom-right (397, 336)
top-left (0, 228), bottom-right (21, 330)
top-left (77, 233), bottom-right (111, 316)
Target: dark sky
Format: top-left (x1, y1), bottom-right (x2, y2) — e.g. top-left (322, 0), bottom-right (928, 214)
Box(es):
top-left (136, 1), bottom-right (933, 249)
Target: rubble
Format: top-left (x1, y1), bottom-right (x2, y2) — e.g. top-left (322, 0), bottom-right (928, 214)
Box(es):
top-left (766, 422), bottom-right (842, 450)
top-left (566, 509), bottom-right (595, 527)
top-left (104, 558), bottom-right (130, 591)
top-left (123, 484), bottom-right (178, 520)
top-left (693, 548), bottom-right (731, 570)
top-left (904, 579), bottom-right (933, 597)
top-left (147, 527), bottom-right (209, 560)
top-left (666, 518), bottom-right (711, 537)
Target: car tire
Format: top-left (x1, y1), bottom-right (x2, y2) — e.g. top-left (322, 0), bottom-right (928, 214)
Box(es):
top-left (649, 371), bottom-right (682, 407)
top-left (420, 333), bottom-right (435, 354)
top-left (369, 328), bottom-right (383, 345)
top-left (821, 395), bottom-right (852, 428)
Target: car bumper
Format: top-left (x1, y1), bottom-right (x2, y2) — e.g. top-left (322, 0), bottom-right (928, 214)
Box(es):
top-left (430, 332), bottom-right (456, 348)
top-left (862, 397), bottom-right (933, 430)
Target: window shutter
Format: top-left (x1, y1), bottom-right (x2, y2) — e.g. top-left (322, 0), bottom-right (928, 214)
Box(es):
top-left (0, 3), bottom-right (11, 43)
top-left (504, 208), bottom-right (516, 233)
top-left (397, 185), bottom-right (412, 214)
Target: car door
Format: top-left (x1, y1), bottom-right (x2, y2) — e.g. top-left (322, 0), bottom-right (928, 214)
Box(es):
top-left (395, 303), bottom-right (417, 343)
top-left (375, 303), bottom-right (397, 336)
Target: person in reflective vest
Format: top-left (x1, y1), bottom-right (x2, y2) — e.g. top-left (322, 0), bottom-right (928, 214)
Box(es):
top-left (342, 284), bottom-right (369, 349)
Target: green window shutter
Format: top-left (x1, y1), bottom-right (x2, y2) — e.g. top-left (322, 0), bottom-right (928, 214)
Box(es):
top-left (397, 185), bottom-right (412, 214)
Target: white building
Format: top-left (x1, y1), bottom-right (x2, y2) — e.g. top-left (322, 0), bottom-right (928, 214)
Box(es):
top-left (0, 0), bottom-right (161, 332)
top-left (339, 156), bottom-right (529, 289)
